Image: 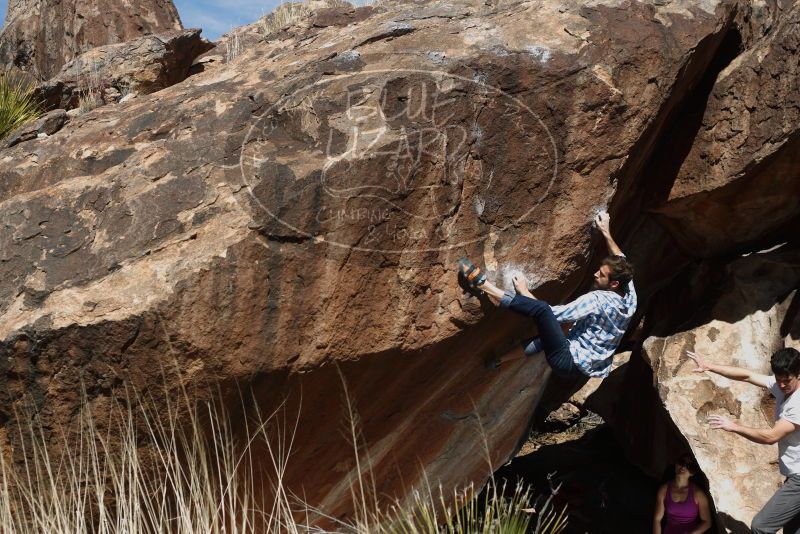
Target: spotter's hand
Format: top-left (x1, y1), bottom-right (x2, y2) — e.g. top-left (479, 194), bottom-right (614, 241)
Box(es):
top-left (685, 351), bottom-right (711, 373)
top-left (707, 414), bottom-right (736, 432)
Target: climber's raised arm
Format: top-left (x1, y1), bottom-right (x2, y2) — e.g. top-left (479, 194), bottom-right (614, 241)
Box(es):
top-left (594, 211), bottom-right (623, 257)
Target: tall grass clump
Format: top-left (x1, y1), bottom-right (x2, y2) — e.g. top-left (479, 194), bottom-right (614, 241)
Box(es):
top-left (258, 0), bottom-right (351, 36)
top-left (260, 2), bottom-right (311, 35)
top-left (371, 479), bottom-right (567, 534)
top-left (77, 61), bottom-right (108, 114)
top-left (0, 385), bottom-right (300, 534)
top-left (0, 73), bottom-right (40, 141)
top-left (0, 378), bottom-right (567, 534)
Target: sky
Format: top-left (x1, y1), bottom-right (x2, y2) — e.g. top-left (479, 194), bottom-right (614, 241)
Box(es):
top-left (0, 0), bottom-right (282, 41)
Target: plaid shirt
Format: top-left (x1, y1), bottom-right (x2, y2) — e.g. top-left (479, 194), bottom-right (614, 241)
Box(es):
top-left (551, 279), bottom-right (637, 378)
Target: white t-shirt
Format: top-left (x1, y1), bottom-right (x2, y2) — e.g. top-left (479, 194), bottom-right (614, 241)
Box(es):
top-left (767, 377), bottom-right (800, 476)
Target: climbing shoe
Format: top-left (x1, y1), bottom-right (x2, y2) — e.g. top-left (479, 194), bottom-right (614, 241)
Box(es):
top-left (457, 258), bottom-right (486, 289)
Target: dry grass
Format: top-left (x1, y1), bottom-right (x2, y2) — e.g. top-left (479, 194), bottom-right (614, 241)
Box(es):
top-left (76, 61), bottom-right (109, 114)
top-left (226, 31), bottom-right (244, 62)
top-left (258, 0), bottom-right (357, 36)
top-left (0, 373), bottom-right (567, 533)
top-left (259, 2), bottom-right (312, 36)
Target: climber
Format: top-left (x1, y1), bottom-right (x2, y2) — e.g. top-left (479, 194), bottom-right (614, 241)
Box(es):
top-left (457, 211), bottom-right (636, 378)
top-left (687, 347), bottom-right (800, 533)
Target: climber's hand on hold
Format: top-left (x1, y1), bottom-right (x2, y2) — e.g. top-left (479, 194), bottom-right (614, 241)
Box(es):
top-left (512, 273), bottom-right (527, 292)
top-left (512, 274), bottom-right (533, 298)
top-left (594, 210), bottom-right (623, 256)
top-left (594, 211), bottom-right (611, 236)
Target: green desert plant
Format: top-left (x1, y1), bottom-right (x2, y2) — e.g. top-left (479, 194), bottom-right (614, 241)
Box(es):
top-left (0, 73), bottom-right (40, 141)
top-left (371, 479), bottom-right (567, 534)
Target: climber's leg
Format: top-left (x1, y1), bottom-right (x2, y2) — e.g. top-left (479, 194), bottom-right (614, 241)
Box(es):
top-left (496, 294), bottom-right (577, 376)
top-left (522, 336), bottom-right (544, 356)
top-left (457, 259), bottom-right (578, 376)
top-left (480, 280), bottom-right (506, 303)
top-left (504, 295), bottom-right (564, 351)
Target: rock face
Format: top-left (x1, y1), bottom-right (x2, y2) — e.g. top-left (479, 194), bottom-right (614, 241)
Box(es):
top-left (654, 2), bottom-right (800, 256)
top-left (35, 29), bottom-right (215, 111)
top-left (598, 2), bottom-right (800, 529)
top-left (0, 0), bottom-right (798, 528)
top-left (3, 108), bottom-right (67, 148)
top-left (0, 0), bottom-right (183, 80)
top-left (639, 247), bottom-right (800, 530)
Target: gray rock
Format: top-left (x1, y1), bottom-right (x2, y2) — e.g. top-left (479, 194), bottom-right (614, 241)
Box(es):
top-left (35, 29), bottom-right (215, 111)
top-left (4, 109), bottom-right (67, 148)
top-left (0, 0), bottom-right (183, 80)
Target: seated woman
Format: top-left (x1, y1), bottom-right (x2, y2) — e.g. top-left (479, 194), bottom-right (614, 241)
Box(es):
top-left (652, 454), bottom-right (712, 534)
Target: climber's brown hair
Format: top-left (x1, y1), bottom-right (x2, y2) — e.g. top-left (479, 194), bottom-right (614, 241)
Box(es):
top-left (602, 255), bottom-right (634, 291)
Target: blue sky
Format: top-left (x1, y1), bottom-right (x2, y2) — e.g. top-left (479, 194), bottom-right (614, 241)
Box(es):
top-left (0, 0), bottom-right (281, 41)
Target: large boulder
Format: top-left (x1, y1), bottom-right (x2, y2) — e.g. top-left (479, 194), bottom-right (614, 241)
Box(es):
top-left (653, 1), bottom-right (800, 257)
top-left (0, 0), bottom-right (796, 525)
top-left (602, 0), bottom-right (797, 298)
top-left (0, 0), bottom-right (183, 80)
top-left (637, 246), bottom-right (800, 530)
top-left (35, 29), bottom-right (215, 111)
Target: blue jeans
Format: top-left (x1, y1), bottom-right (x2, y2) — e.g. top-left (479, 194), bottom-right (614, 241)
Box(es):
top-left (500, 290), bottom-right (578, 377)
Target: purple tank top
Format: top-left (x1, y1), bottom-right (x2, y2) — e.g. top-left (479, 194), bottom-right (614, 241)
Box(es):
top-left (664, 482), bottom-right (699, 534)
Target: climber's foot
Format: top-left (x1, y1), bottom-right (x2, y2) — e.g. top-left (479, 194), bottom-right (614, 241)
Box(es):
top-left (457, 258), bottom-right (486, 289)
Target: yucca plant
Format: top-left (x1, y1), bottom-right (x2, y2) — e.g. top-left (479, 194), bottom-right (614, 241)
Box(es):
top-left (0, 73), bottom-right (40, 141)
top-left (367, 479), bottom-right (567, 534)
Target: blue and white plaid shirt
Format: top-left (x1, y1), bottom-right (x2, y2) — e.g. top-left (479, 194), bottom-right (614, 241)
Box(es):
top-left (551, 279), bottom-right (637, 378)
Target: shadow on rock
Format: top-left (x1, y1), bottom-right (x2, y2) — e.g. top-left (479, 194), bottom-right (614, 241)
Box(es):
top-left (495, 425), bottom-right (658, 534)
top-left (716, 513), bottom-right (751, 534)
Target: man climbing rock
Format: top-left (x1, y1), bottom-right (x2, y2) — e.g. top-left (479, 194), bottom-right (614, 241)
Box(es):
top-left (458, 211), bottom-right (636, 378)
top-left (688, 347), bottom-right (800, 533)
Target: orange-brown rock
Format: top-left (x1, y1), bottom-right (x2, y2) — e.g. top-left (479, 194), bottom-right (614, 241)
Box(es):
top-left (0, 0), bottom-right (797, 527)
top-left (0, 0), bottom-right (183, 80)
top-left (654, 1), bottom-right (800, 256)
